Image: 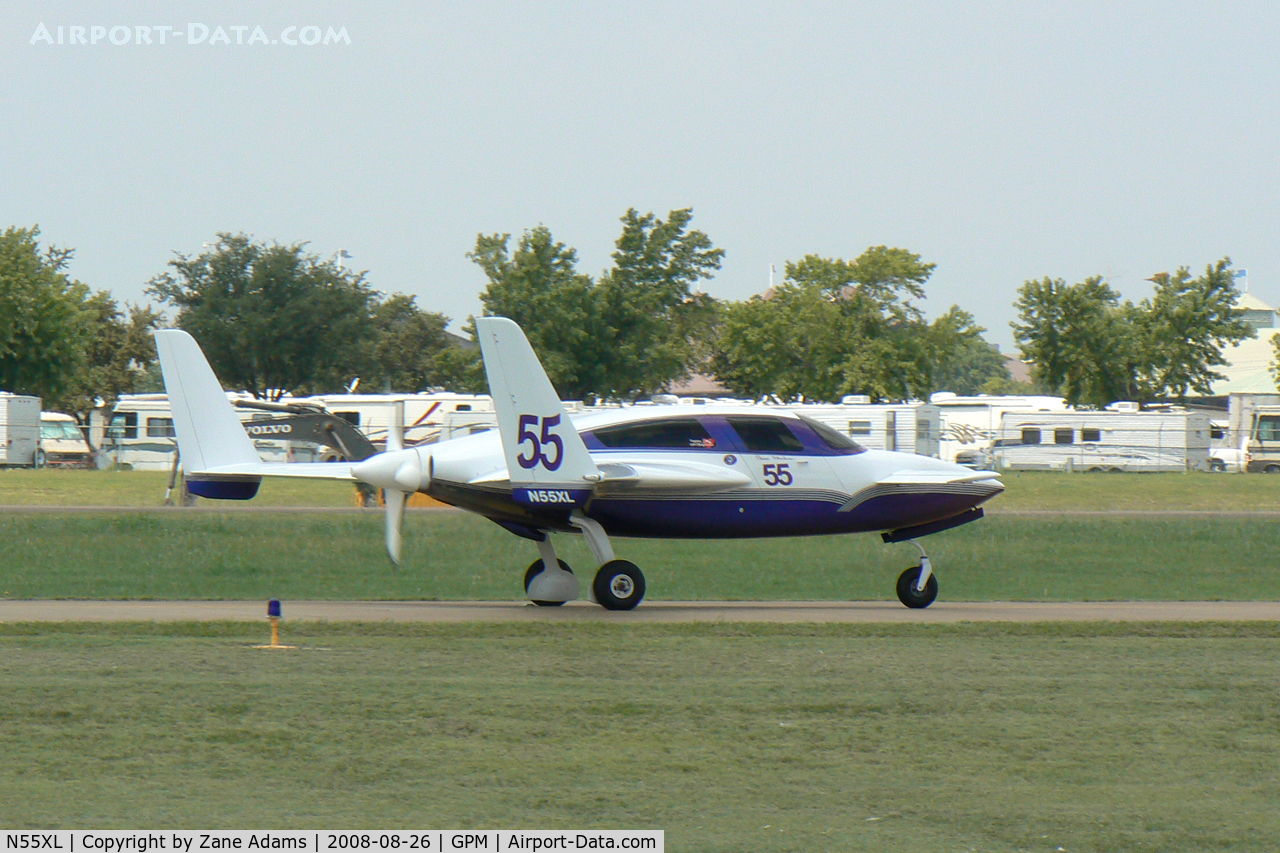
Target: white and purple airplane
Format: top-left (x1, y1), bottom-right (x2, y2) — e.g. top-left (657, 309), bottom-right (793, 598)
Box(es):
top-left (154, 318), bottom-right (1003, 610)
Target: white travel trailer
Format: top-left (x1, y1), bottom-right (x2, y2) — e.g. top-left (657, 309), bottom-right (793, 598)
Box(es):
top-left (793, 403), bottom-right (941, 457)
top-left (930, 393), bottom-right (1070, 465)
top-left (98, 394), bottom-right (302, 470)
top-left (992, 409), bottom-right (1212, 472)
top-left (0, 392), bottom-right (41, 467)
top-left (297, 392), bottom-right (495, 449)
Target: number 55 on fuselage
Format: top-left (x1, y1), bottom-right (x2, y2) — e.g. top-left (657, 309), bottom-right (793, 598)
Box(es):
top-left (152, 317), bottom-right (1003, 611)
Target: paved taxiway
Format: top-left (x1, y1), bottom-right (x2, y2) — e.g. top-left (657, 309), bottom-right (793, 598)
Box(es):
top-left (2, 600), bottom-right (1278, 622)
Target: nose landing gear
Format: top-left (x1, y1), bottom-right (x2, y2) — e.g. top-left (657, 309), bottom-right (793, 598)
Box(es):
top-left (894, 541), bottom-right (938, 609)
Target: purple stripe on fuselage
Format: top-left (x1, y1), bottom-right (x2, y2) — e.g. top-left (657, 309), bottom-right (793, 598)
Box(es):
top-left (585, 490), bottom-right (996, 539)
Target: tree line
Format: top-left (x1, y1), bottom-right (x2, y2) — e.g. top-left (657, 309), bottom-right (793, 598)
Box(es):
top-left (0, 216), bottom-right (1258, 428)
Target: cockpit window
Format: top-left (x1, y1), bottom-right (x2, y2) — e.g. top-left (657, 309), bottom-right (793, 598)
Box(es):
top-left (591, 418), bottom-right (717, 449)
top-left (798, 415), bottom-right (867, 453)
top-left (725, 416), bottom-right (805, 453)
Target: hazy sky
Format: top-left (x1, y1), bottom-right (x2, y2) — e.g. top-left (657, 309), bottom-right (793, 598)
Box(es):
top-left (3, 1), bottom-right (1278, 350)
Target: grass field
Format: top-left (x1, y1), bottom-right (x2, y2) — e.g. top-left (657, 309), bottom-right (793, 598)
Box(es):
top-left (1, 621), bottom-right (1277, 850)
top-left (3, 468), bottom-right (1280, 510)
top-left (0, 469), bottom-right (359, 507)
top-left (1, 511), bottom-right (1277, 601)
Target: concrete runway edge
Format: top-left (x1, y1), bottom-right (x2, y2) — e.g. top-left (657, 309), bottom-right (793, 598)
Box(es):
top-left (2, 600), bottom-right (1279, 623)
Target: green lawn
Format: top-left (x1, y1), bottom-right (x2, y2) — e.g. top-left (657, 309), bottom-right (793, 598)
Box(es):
top-left (1, 622), bottom-right (1277, 850)
top-left (2, 468), bottom-right (1280, 511)
top-left (0, 468), bottom-right (359, 507)
top-left (1, 511), bottom-right (1276, 601)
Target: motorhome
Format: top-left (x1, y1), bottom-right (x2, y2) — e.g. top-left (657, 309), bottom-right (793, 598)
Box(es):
top-left (1238, 405), bottom-right (1280, 473)
top-left (40, 412), bottom-right (92, 467)
top-left (929, 393), bottom-right (1070, 465)
top-left (0, 392), bottom-right (40, 467)
top-left (992, 409), bottom-right (1212, 472)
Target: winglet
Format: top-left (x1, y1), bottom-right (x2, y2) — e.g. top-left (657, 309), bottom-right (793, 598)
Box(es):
top-left (153, 329), bottom-right (260, 494)
top-left (474, 317), bottom-right (599, 494)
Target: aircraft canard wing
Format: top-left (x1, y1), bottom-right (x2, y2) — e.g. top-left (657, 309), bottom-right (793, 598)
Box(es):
top-left (474, 317), bottom-right (599, 490)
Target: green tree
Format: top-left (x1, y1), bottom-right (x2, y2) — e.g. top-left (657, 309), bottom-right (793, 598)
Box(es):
top-left (367, 294), bottom-right (453, 392)
top-left (922, 307), bottom-right (1011, 396)
top-left (1013, 259), bottom-right (1252, 407)
top-left (1138, 260), bottom-right (1253, 399)
top-left (711, 246), bottom-right (947, 401)
top-left (470, 209), bottom-right (724, 401)
top-left (49, 292), bottom-right (164, 443)
top-left (1011, 276), bottom-right (1141, 407)
top-left (147, 233), bottom-right (378, 399)
top-left (470, 226), bottom-right (604, 399)
top-left (595, 208), bottom-right (724, 397)
top-left (0, 226), bottom-right (90, 401)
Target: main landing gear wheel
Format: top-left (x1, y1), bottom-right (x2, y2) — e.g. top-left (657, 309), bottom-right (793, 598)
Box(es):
top-left (896, 565), bottom-right (938, 609)
top-left (525, 559), bottom-right (574, 606)
top-left (593, 560), bottom-right (646, 611)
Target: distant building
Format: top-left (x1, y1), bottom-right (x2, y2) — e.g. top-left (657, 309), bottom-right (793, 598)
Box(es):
top-left (1004, 356), bottom-right (1033, 384)
top-left (666, 373), bottom-right (732, 397)
top-left (1211, 292), bottom-right (1280, 394)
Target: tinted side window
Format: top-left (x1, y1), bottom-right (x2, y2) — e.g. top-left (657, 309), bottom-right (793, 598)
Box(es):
top-left (1054, 428), bottom-right (1074, 445)
top-left (1259, 416), bottom-right (1280, 442)
top-left (727, 416), bottom-right (805, 452)
top-left (848, 420), bottom-right (872, 436)
top-left (1021, 428), bottom-right (1041, 445)
top-left (1082, 428), bottom-right (1101, 442)
top-left (592, 418), bottom-right (717, 449)
top-left (147, 417), bottom-right (176, 438)
top-left (109, 412), bottom-right (138, 440)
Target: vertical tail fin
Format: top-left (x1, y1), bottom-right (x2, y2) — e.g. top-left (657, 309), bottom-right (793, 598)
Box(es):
top-left (474, 317), bottom-right (599, 488)
top-left (153, 329), bottom-right (259, 473)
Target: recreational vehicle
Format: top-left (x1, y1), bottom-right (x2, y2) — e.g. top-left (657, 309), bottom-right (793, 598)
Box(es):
top-left (993, 409), bottom-right (1212, 472)
top-left (98, 394), bottom-right (302, 470)
top-left (0, 392), bottom-right (40, 467)
top-left (40, 412), bottom-right (92, 467)
top-left (296, 392), bottom-right (495, 450)
top-left (930, 393), bottom-right (1070, 465)
top-left (794, 403), bottom-right (941, 457)
top-left (1240, 405), bottom-right (1280, 473)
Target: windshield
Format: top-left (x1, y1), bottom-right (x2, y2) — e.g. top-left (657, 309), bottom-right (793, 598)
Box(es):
top-left (41, 422), bottom-right (83, 441)
top-left (797, 415), bottom-right (867, 453)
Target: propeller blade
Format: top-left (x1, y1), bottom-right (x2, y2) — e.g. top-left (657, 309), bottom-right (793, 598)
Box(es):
top-left (385, 487), bottom-right (406, 565)
top-left (388, 401), bottom-right (404, 453)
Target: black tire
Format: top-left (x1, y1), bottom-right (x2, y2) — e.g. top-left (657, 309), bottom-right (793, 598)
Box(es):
top-left (1209, 459), bottom-right (1227, 473)
top-left (896, 565), bottom-right (938, 609)
top-left (524, 559), bottom-right (573, 606)
top-left (593, 560), bottom-right (646, 611)
top-left (1265, 464), bottom-right (1280, 475)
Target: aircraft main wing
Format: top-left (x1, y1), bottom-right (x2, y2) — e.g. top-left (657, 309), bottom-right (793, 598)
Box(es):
top-left (188, 462), bottom-right (357, 481)
top-left (592, 461), bottom-right (753, 492)
top-left (467, 459), bottom-right (752, 492)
